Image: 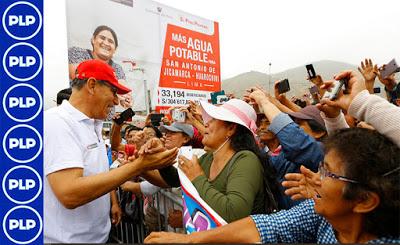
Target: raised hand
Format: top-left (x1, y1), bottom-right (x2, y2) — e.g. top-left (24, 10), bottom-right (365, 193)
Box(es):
top-left (282, 165), bottom-right (321, 200)
top-left (248, 87), bottom-right (269, 106)
top-left (188, 100), bottom-right (200, 115)
top-left (316, 81), bottom-right (341, 118)
top-left (189, 101), bottom-right (203, 122)
top-left (358, 58), bottom-right (378, 92)
top-left (178, 155), bottom-right (204, 181)
top-left (308, 75), bottom-right (324, 86)
top-left (226, 93), bottom-right (236, 99)
top-left (274, 80), bottom-right (286, 101)
top-left (358, 58), bottom-right (378, 82)
top-left (145, 112), bottom-right (155, 126)
top-left (180, 107), bottom-right (196, 125)
top-left (319, 70), bottom-right (366, 111)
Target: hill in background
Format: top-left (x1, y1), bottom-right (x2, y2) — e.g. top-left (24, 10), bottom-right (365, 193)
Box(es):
top-left (222, 60), bottom-right (360, 98)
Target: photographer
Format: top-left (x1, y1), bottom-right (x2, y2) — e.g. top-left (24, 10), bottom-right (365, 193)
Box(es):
top-left (246, 88), bottom-right (324, 209)
top-left (146, 70), bottom-right (400, 244)
top-left (318, 70), bottom-right (400, 147)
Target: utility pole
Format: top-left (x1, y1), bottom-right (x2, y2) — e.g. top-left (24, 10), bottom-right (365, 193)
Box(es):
top-left (268, 62), bottom-right (272, 93)
top-left (133, 68), bottom-right (149, 114)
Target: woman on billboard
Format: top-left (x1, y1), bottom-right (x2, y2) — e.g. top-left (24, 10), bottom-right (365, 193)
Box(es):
top-left (68, 25), bottom-right (132, 112)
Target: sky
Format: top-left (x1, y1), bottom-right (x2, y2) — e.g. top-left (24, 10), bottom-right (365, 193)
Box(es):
top-left (155, 0), bottom-right (400, 78)
top-left (44, 0), bottom-right (400, 108)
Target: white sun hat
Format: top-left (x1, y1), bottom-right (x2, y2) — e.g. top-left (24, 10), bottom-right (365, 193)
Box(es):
top-left (200, 99), bottom-right (257, 136)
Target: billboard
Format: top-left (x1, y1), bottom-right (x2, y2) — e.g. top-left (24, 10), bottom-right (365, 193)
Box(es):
top-left (65, 0), bottom-right (220, 113)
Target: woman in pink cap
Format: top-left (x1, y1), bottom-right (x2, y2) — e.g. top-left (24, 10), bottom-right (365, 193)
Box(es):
top-left (160, 99), bottom-right (280, 223)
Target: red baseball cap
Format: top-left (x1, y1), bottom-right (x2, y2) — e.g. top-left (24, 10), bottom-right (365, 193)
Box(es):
top-left (75, 59), bottom-right (131, 94)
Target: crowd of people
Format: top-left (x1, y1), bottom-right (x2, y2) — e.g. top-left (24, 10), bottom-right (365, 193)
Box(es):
top-left (44, 57), bottom-right (400, 243)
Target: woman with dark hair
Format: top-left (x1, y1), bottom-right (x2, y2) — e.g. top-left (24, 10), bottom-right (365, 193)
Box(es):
top-left (68, 25), bottom-right (131, 117)
top-left (68, 25), bottom-right (126, 81)
top-left (319, 128), bottom-right (399, 239)
top-left (145, 70), bottom-right (400, 244)
top-left (246, 88), bottom-right (324, 209)
top-left (168, 99), bottom-right (280, 222)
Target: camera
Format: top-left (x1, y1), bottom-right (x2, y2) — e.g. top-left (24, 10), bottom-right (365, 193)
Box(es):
top-left (277, 79), bottom-right (290, 94)
top-left (172, 109), bottom-right (186, 123)
top-left (210, 90), bottom-right (225, 104)
top-left (306, 64), bottom-right (317, 79)
top-left (178, 146), bottom-right (193, 160)
top-left (150, 113), bottom-right (164, 126)
top-left (380, 58), bottom-right (400, 79)
top-left (216, 95), bottom-right (229, 104)
top-left (113, 108), bottom-right (135, 125)
top-left (322, 79), bottom-right (347, 100)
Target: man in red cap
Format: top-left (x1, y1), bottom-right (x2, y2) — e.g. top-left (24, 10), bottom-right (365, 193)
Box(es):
top-left (43, 60), bottom-right (178, 243)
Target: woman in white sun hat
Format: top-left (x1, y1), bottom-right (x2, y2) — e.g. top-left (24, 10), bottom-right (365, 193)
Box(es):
top-left (168, 98), bottom-right (280, 223)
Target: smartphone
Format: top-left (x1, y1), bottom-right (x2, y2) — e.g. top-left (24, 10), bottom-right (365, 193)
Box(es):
top-left (210, 90), bottom-right (225, 104)
top-left (322, 79), bottom-right (347, 100)
top-left (113, 108), bottom-right (135, 125)
top-left (172, 109), bottom-right (186, 123)
top-left (216, 95), bottom-right (229, 104)
top-left (306, 64), bottom-right (316, 79)
top-left (178, 146), bottom-right (193, 160)
top-left (150, 113), bottom-right (164, 127)
top-left (373, 87), bottom-right (381, 94)
top-left (380, 58), bottom-right (400, 79)
top-left (277, 79), bottom-right (290, 94)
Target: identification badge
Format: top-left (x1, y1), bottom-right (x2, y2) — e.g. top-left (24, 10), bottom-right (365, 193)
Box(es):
top-left (87, 143), bottom-right (98, 149)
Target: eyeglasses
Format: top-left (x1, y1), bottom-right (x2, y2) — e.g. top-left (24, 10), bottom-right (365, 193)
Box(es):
top-left (97, 79), bottom-right (118, 95)
top-left (318, 163), bottom-right (359, 184)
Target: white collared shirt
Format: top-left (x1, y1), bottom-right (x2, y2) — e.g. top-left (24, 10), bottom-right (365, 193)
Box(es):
top-left (43, 101), bottom-right (110, 243)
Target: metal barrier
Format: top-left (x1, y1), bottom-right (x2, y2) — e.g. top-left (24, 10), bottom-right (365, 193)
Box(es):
top-left (154, 188), bottom-right (184, 233)
top-left (109, 187), bottom-right (184, 243)
top-left (109, 188), bottom-right (145, 243)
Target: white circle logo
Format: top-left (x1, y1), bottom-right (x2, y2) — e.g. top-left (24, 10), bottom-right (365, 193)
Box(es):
top-left (2, 42), bottom-right (43, 82)
top-left (3, 206), bottom-right (43, 244)
top-left (3, 83), bottom-right (43, 122)
top-left (2, 1), bottom-right (42, 40)
top-left (2, 124), bottom-right (43, 164)
top-left (2, 165), bottom-right (42, 204)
